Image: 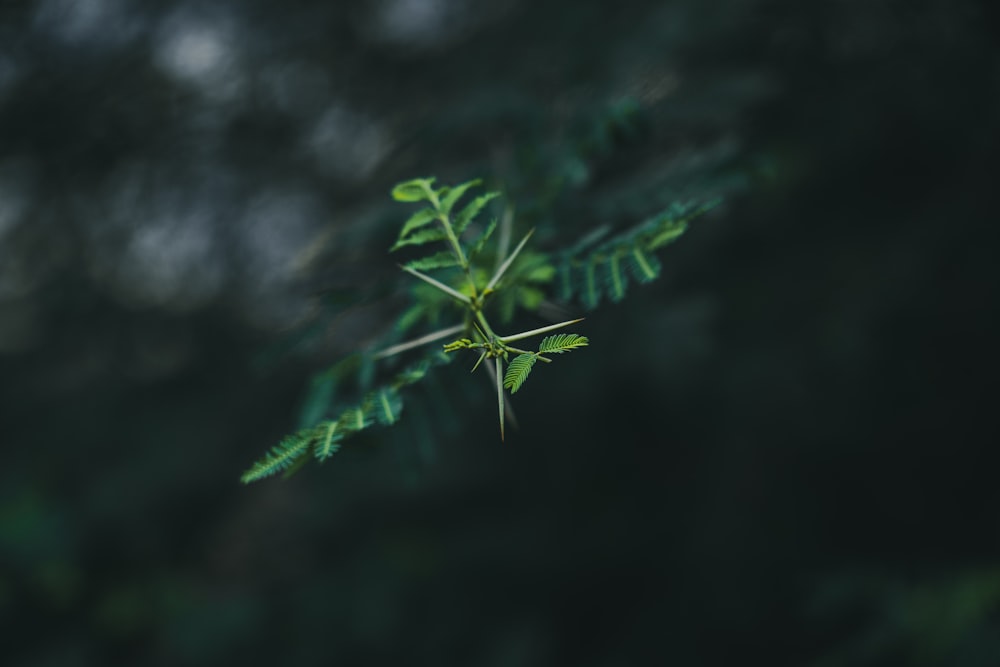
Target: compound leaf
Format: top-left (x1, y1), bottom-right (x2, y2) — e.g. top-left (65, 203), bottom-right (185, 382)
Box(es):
top-left (503, 353), bottom-right (537, 394)
top-left (538, 333), bottom-right (589, 354)
top-left (404, 251), bottom-right (461, 271)
top-left (392, 178), bottom-right (436, 202)
top-left (391, 226), bottom-right (448, 251)
top-left (607, 252), bottom-right (628, 303)
top-left (627, 246), bottom-right (661, 283)
top-left (440, 179), bottom-right (482, 215)
top-left (315, 420), bottom-right (343, 461)
top-left (453, 192), bottom-right (500, 235)
top-left (373, 388), bottom-right (403, 426)
top-left (394, 207), bottom-right (439, 243)
top-left (647, 219), bottom-right (688, 250)
top-left (241, 432), bottom-right (313, 484)
top-left (469, 217), bottom-right (498, 259)
top-left (341, 405), bottom-right (372, 432)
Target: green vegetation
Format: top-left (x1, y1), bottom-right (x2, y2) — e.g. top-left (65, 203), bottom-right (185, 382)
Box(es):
top-left (241, 177), bottom-right (717, 483)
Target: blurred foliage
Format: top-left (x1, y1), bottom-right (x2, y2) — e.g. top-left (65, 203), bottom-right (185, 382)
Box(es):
top-left (244, 172), bottom-right (718, 481)
top-left (1, 0), bottom-right (998, 665)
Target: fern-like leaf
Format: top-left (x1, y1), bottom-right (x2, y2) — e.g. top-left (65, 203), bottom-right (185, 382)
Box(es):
top-left (392, 178), bottom-right (436, 202)
top-left (391, 226), bottom-right (448, 251)
top-left (315, 420), bottom-right (343, 461)
top-left (394, 358), bottom-right (432, 385)
top-left (341, 405), bottom-right (372, 432)
top-left (453, 192), bottom-right (500, 235)
top-left (503, 353), bottom-right (537, 393)
top-left (538, 333), bottom-right (589, 354)
top-left (439, 179), bottom-right (481, 215)
top-left (558, 260), bottom-right (574, 302)
top-left (607, 252), bottom-right (628, 303)
top-left (555, 198), bottom-right (717, 309)
top-left (469, 217), bottom-right (498, 259)
top-left (396, 207), bottom-right (438, 240)
top-left (404, 251), bottom-right (461, 271)
top-left (627, 246), bottom-right (661, 283)
top-left (241, 432), bottom-right (313, 484)
top-left (647, 219), bottom-right (688, 250)
top-left (373, 388), bottom-right (403, 425)
top-left (581, 259), bottom-right (600, 310)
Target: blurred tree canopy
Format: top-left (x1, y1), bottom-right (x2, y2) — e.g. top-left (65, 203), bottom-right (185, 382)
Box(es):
top-left (1, 0), bottom-right (998, 665)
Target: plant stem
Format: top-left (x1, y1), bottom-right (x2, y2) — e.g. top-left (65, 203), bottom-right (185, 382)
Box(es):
top-left (499, 318), bottom-right (584, 343)
top-left (495, 356), bottom-right (504, 441)
top-left (427, 189), bottom-right (475, 296)
top-left (373, 323), bottom-right (466, 359)
top-left (400, 265), bottom-right (470, 304)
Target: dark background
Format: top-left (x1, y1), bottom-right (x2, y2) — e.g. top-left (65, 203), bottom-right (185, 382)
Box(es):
top-left (1, 0), bottom-right (998, 665)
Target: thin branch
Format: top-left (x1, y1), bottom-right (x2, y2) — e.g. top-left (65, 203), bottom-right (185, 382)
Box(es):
top-left (400, 265), bottom-right (471, 304)
top-left (373, 323), bottom-right (466, 359)
top-left (470, 350), bottom-right (487, 373)
top-left (485, 228), bottom-right (534, 292)
top-left (499, 318), bottom-right (584, 343)
top-left (484, 359), bottom-right (519, 432)
top-left (494, 204), bottom-right (514, 275)
top-left (495, 357), bottom-right (504, 440)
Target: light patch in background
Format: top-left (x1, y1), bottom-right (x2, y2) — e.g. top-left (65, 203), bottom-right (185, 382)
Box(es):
top-left (1, 162), bottom-right (44, 352)
top-left (256, 61), bottom-right (332, 118)
top-left (88, 163), bottom-right (228, 312)
top-left (374, 0), bottom-right (450, 45)
top-left (116, 213), bottom-right (222, 310)
top-left (0, 53), bottom-right (19, 102)
top-left (306, 105), bottom-right (391, 184)
top-left (0, 167), bottom-right (31, 245)
top-left (84, 164), bottom-right (325, 326)
top-left (32, 0), bottom-right (143, 47)
top-left (369, 0), bottom-right (517, 48)
top-left (153, 11), bottom-right (244, 101)
top-left (237, 191), bottom-right (325, 329)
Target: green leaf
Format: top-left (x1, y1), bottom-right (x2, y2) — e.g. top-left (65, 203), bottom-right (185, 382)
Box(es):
top-left (393, 207), bottom-right (439, 246)
top-left (558, 260), bottom-right (574, 301)
top-left (392, 178), bottom-right (436, 202)
top-left (581, 259), bottom-right (600, 310)
top-left (627, 246), bottom-right (661, 283)
top-left (404, 251), bottom-right (461, 271)
top-left (516, 286), bottom-right (545, 311)
top-left (315, 421), bottom-right (343, 461)
top-left (373, 388), bottom-right (403, 425)
top-left (453, 192), bottom-right (500, 235)
top-left (395, 359), bottom-right (431, 386)
top-left (607, 251), bottom-right (628, 303)
top-left (395, 303), bottom-right (426, 334)
top-left (492, 289), bottom-right (514, 323)
top-left (503, 353), bottom-right (537, 394)
top-left (358, 353), bottom-right (376, 392)
top-left (340, 405), bottom-right (371, 432)
top-left (391, 226), bottom-right (448, 251)
top-left (439, 179), bottom-right (482, 215)
top-left (469, 217), bottom-right (498, 259)
top-left (241, 433), bottom-right (313, 484)
top-left (523, 261), bottom-right (556, 283)
top-left (538, 333), bottom-right (589, 354)
top-left (281, 451), bottom-right (312, 480)
top-left (647, 220), bottom-right (687, 250)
